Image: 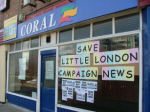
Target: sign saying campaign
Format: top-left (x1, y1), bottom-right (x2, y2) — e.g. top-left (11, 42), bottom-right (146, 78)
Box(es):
top-left (58, 67), bottom-right (98, 80)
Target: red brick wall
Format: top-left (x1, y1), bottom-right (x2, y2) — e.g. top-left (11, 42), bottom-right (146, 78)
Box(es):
top-left (138, 0), bottom-right (150, 7)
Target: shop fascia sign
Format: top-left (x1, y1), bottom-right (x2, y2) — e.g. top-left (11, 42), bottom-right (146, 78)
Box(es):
top-left (20, 13), bottom-right (56, 37)
top-left (17, 0), bottom-right (137, 40)
top-left (20, 5), bottom-right (77, 38)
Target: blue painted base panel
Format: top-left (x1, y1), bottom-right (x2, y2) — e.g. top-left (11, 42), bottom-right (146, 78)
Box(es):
top-left (57, 107), bottom-right (77, 112)
top-left (7, 94), bottom-right (36, 111)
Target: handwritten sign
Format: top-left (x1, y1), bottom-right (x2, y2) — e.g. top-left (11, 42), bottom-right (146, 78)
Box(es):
top-left (61, 54), bottom-right (90, 66)
top-left (76, 41), bottom-right (100, 54)
top-left (59, 67), bottom-right (98, 80)
top-left (94, 48), bottom-right (139, 65)
top-left (102, 66), bottom-right (135, 81)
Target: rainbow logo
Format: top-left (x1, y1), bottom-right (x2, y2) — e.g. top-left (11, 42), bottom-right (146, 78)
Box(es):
top-left (59, 5), bottom-right (78, 24)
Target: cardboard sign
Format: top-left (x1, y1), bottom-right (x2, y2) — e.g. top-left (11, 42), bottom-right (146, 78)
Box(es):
top-left (76, 41), bottom-right (100, 54)
top-left (59, 67), bottom-right (98, 80)
top-left (102, 66), bottom-right (135, 81)
top-left (94, 48), bottom-right (139, 65)
top-left (61, 54), bottom-right (90, 66)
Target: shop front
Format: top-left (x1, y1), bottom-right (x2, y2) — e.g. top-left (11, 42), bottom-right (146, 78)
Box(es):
top-left (4, 0), bottom-right (150, 112)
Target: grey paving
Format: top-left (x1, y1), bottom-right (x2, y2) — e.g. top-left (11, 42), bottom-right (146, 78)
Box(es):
top-left (0, 103), bottom-right (33, 112)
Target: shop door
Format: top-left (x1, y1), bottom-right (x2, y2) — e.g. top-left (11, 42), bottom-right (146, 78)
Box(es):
top-left (40, 50), bottom-right (56, 112)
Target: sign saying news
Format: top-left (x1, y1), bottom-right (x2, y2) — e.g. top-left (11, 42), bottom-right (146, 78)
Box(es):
top-left (102, 66), bottom-right (135, 81)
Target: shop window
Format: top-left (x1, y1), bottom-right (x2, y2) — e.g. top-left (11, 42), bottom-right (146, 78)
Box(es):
top-left (15, 42), bottom-right (22, 51)
top-left (23, 40), bottom-right (29, 50)
top-left (58, 35), bottom-right (139, 112)
top-left (31, 37), bottom-right (39, 48)
top-left (8, 50), bottom-right (38, 98)
top-left (10, 44), bottom-right (15, 52)
top-left (115, 14), bottom-right (139, 33)
top-left (74, 25), bottom-right (90, 40)
top-left (93, 19), bottom-right (112, 37)
top-left (59, 29), bottom-right (72, 43)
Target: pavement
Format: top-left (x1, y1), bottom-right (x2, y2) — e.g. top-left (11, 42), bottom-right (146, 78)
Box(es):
top-left (0, 103), bottom-right (33, 112)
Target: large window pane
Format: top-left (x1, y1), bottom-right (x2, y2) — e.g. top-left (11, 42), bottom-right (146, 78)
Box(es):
top-left (15, 42), bottom-right (21, 51)
top-left (115, 14), bottom-right (139, 33)
top-left (8, 50), bottom-right (38, 98)
top-left (74, 25), bottom-right (90, 40)
top-left (93, 19), bottom-right (112, 37)
top-left (59, 29), bottom-right (72, 43)
top-left (23, 40), bottom-right (29, 50)
top-left (31, 37), bottom-right (39, 48)
top-left (58, 35), bottom-right (139, 112)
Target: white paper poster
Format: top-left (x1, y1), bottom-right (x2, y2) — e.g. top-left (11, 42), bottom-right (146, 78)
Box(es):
top-left (45, 60), bottom-right (54, 80)
top-left (76, 89), bottom-right (85, 102)
top-left (18, 58), bottom-right (26, 80)
top-left (62, 86), bottom-right (68, 101)
top-left (87, 90), bottom-right (94, 103)
top-left (67, 87), bottom-right (73, 99)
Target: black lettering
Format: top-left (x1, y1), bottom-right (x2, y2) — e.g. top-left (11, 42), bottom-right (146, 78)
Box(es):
top-left (75, 58), bottom-right (79, 64)
top-left (72, 70), bottom-right (75, 76)
top-left (107, 55), bottom-right (113, 63)
top-left (76, 71), bottom-right (80, 77)
top-left (94, 56), bottom-right (99, 64)
top-left (81, 70), bottom-right (85, 77)
top-left (70, 58), bottom-right (73, 64)
top-left (88, 45), bottom-right (92, 52)
top-left (77, 46), bottom-right (81, 53)
top-left (130, 52), bottom-right (138, 62)
top-left (83, 46), bottom-right (87, 52)
top-left (126, 70), bottom-right (133, 78)
top-left (115, 54), bottom-right (121, 62)
top-left (67, 70), bottom-right (71, 77)
top-left (61, 58), bottom-right (65, 65)
top-left (103, 70), bottom-right (109, 78)
top-left (100, 55), bottom-right (106, 63)
top-left (86, 70), bottom-right (91, 77)
top-left (80, 57), bottom-right (84, 64)
top-left (122, 54), bottom-right (129, 62)
top-left (94, 44), bottom-right (99, 52)
top-left (91, 70), bottom-right (98, 78)
top-left (85, 57), bottom-right (89, 64)
top-left (111, 70), bottom-right (116, 78)
top-left (117, 70), bottom-right (124, 77)
top-left (66, 58), bottom-right (69, 64)
top-left (58, 70), bottom-right (62, 76)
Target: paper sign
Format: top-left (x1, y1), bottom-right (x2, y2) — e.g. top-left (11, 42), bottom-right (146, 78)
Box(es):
top-left (45, 60), bottom-right (54, 80)
top-left (87, 82), bottom-right (97, 91)
top-left (87, 90), bottom-right (94, 103)
top-left (61, 54), bottom-right (90, 66)
top-left (59, 67), bottom-right (98, 80)
top-left (18, 58), bottom-right (26, 80)
top-left (62, 86), bottom-right (68, 101)
top-left (93, 48), bottom-right (139, 65)
top-left (76, 41), bottom-right (100, 54)
top-left (76, 89), bottom-right (85, 102)
top-left (102, 66), bottom-right (135, 81)
top-left (67, 87), bottom-right (73, 99)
